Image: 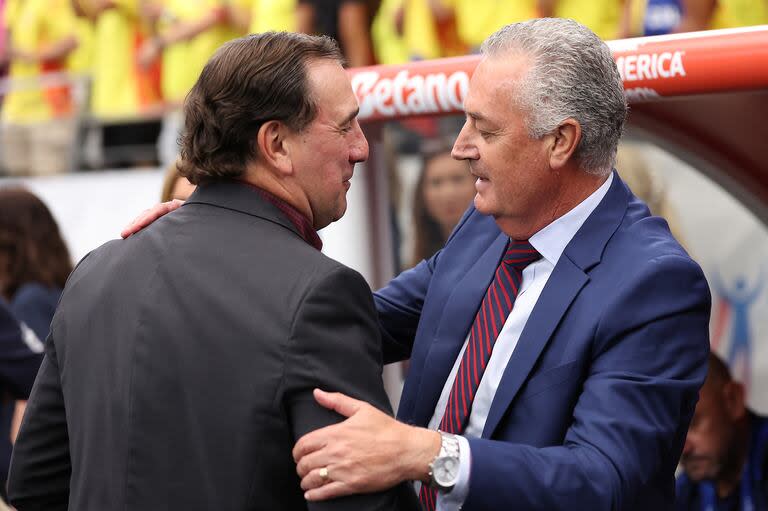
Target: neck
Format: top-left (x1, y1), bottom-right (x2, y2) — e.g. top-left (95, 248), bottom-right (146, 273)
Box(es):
top-left (717, 416), bottom-right (752, 498)
top-left (242, 164), bottom-right (314, 225)
top-left (496, 167), bottom-right (609, 240)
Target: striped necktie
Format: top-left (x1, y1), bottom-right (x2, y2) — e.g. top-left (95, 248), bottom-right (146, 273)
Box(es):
top-left (419, 239), bottom-right (541, 511)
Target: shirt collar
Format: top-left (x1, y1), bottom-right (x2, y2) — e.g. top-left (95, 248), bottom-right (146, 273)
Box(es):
top-left (528, 172), bottom-right (613, 266)
top-left (237, 181), bottom-right (323, 251)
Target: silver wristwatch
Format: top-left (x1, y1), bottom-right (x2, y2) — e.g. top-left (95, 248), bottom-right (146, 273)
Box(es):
top-left (428, 431), bottom-right (461, 492)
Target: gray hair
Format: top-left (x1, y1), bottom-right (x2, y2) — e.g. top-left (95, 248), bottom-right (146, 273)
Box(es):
top-left (481, 18), bottom-right (627, 176)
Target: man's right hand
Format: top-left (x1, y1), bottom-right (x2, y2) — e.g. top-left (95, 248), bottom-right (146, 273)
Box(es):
top-left (121, 199), bottom-right (184, 238)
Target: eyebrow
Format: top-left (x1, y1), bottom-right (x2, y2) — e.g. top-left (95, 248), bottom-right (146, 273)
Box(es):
top-left (466, 110), bottom-right (487, 123)
top-left (341, 107), bottom-right (360, 126)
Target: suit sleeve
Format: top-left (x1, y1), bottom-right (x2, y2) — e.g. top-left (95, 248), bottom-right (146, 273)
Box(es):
top-left (8, 318), bottom-right (71, 511)
top-left (463, 255), bottom-right (711, 510)
top-left (284, 265), bottom-right (420, 511)
top-left (374, 254), bottom-right (436, 363)
top-left (374, 205), bottom-right (474, 364)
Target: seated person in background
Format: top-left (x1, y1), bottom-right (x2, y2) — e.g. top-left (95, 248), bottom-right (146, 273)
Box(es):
top-left (0, 186), bottom-right (73, 341)
top-left (676, 352), bottom-right (768, 511)
top-left (0, 186), bottom-right (71, 473)
top-left (409, 139), bottom-right (475, 268)
top-left (0, 301), bottom-right (44, 508)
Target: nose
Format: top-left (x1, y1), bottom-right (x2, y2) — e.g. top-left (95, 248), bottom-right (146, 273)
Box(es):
top-left (451, 119), bottom-right (479, 161)
top-left (350, 121), bottom-right (369, 164)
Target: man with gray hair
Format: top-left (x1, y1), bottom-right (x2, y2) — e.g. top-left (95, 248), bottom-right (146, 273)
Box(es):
top-left (293, 17), bottom-right (711, 510)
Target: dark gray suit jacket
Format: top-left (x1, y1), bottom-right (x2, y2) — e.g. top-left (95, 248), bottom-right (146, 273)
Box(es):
top-left (8, 181), bottom-right (419, 511)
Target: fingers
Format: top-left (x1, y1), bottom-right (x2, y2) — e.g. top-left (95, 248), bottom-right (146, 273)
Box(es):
top-left (313, 388), bottom-right (363, 418)
top-left (121, 200), bottom-right (184, 238)
top-left (295, 444), bottom-right (329, 479)
top-left (300, 465), bottom-right (333, 491)
top-left (304, 481), bottom-right (351, 502)
top-left (293, 425), bottom-right (332, 464)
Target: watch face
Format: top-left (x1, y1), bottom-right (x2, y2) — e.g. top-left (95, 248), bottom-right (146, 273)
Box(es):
top-left (434, 457), bottom-right (460, 486)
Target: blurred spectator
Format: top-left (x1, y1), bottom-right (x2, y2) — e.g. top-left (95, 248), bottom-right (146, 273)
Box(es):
top-left (232, 0), bottom-right (297, 33)
top-left (87, 0), bottom-right (163, 119)
top-left (0, 0), bottom-right (79, 176)
top-left (160, 158), bottom-right (196, 202)
top-left (298, 0), bottom-right (378, 66)
top-left (138, 0), bottom-right (249, 103)
top-left (542, 0), bottom-right (626, 40)
top-left (676, 352), bottom-right (768, 511)
top-left (0, 187), bottom-right (72, 475)
top-left (68, 0), bottom-right (95, 80)
top-left (676, 0), bottom-right (768, 31)
top-left (80, 0), bottom-right (164, 167)
top-left (0, 301), bottom-right (44, 508)
top-left (410, 139), bottom-right (474, 266)
top-left (0, 186), bottom-right (72, 341)
top-left (452, 0), bottom-right (536, 51)
top-left (645, 0), bottom-right (683, 35)
top-left (372, 0), bottom-right (465, 63)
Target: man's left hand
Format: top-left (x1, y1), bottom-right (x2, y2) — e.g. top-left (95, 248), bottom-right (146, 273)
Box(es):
top-left (292, 389), bottom-right (441, 501)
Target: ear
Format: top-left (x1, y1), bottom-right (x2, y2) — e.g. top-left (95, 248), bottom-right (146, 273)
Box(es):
top-left (722, 381), bottom-right (747, 421)
top-left (548, 118), bottom-right (581, 170)
top-left (256, 120), bottom-right (293, 176)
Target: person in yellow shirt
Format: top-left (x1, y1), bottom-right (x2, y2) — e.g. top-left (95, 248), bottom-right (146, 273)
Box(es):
top-left (543, 0), bottom-right (625, 40)
top-left (372, 0), bottom-right (464, 64)
top-left (453, 0), bottom-right (537, 50)
top-left (86, 0), bottom-right (162, 120)
top-left (247, 0), bottom-right (297, 33)
top-left (676, 0), bottom-right (768, 31)
top-left (0, 0), bottom-right (79, 176)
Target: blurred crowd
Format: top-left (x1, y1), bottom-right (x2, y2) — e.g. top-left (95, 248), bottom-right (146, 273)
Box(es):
top-left (0, 0), bottom-right (766, 176)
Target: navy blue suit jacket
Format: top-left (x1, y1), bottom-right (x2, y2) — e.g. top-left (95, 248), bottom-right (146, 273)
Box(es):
top-left (374, 173), bottom-right (711, 510)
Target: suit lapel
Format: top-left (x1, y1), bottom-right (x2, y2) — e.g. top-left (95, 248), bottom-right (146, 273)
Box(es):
top-left (412, 231), bottom-right (509, 427)
top-left (481, 172), bottom-right (630, 438)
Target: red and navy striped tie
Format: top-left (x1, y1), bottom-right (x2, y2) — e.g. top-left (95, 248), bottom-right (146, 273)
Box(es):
top-left (419, 239), bottom-right (541, 511)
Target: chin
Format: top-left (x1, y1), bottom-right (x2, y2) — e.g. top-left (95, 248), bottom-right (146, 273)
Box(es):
top-left (473, 196), bottom-right (494, 216)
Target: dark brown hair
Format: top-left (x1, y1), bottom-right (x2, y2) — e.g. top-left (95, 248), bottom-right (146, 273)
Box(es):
top-left (179, 31), bottom-right (343, 184)
top-left (0, 187), bottom-right (73, 299)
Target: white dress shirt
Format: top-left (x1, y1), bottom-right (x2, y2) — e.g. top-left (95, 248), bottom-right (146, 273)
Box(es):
top-left (426, 173), bottom-right (614, 510)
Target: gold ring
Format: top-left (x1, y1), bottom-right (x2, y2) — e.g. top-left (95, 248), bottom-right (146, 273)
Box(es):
top-left (319, 467), bottom-right (329, 480)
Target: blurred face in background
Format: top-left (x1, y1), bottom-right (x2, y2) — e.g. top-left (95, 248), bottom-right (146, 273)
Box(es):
top-left (422, 152), bottom-right (475, 236)
top-left (681, 378), bottom-right (745, 482)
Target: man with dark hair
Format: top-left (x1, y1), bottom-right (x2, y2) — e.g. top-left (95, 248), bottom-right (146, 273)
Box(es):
top-left (8, 32), bottom-right (418, 511)
top-left (676, 353), bottom-right (768, 511)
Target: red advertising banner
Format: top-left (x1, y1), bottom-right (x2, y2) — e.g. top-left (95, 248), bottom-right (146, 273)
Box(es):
top-left (350, 26), bottom-right (768, 121)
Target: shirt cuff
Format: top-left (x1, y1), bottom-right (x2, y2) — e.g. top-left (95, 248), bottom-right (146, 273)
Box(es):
top-left (436, 434), bottom-right (471, 510)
